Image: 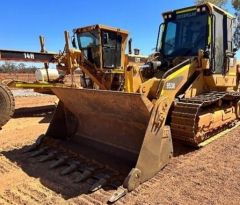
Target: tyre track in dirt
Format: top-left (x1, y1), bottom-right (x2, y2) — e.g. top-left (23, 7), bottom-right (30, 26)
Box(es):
top-left (0, 113), bottom-right (115, 205)
top-left (1, 96), bottom-right (240, 205)
top-left (0, 154), bottom-right (60, 205)
top-left (0, 96), bottom-right (67, 205)
top-left (119, 127), bottom-right (240, 205)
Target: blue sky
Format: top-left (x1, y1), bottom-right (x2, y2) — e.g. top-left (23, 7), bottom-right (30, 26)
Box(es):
top-left (0, 0), bottom-right (237, 56)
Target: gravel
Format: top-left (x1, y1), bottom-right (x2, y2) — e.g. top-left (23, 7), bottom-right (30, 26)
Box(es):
top-left (11, 89), bottom-right (47, 97)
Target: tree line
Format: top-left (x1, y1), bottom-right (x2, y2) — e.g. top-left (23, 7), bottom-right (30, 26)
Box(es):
top-left (195, 0), bottom-right (239, 10)
top-left (0, 62), bottom-right (37, 73)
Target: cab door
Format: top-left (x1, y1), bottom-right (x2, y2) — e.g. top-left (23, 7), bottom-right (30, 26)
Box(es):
top-left (101, 30), bottom-right (122, 68)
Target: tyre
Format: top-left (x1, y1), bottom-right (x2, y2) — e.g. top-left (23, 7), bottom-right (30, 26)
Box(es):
top-left (0, 83), bottom-right (15, 128)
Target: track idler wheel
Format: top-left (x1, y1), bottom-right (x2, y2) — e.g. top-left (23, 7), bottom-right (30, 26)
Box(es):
top-left (0, 83), bottom-right (15, 129)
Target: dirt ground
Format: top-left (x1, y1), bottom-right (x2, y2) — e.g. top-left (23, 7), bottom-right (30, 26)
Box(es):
top-left (0, 95), bottom-right (240, 205)
top-left (14, 95), bottom-right (58, 109)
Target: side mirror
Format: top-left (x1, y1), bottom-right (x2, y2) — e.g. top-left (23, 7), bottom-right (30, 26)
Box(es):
top-left (71, 36), bottom-right (77, 48)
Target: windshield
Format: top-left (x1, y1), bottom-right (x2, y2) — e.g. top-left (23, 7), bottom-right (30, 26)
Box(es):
top-left (76, 31), bottom-right (100, 67)
top-left (77, 31), bottom-right (99, 49)
top-left (162, 12), bottom-right (208, 57)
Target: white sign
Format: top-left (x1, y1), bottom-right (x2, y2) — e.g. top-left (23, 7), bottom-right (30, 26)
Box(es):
top-left (166, 82), bottom-right (176, 90)
top-left (24, 53), bottom-right (35, 59)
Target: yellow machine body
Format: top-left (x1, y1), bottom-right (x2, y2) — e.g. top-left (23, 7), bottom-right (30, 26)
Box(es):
top-left (2, 3), bottom-right (240, 203)
top-left (42, 4), bottom-right (240, 202)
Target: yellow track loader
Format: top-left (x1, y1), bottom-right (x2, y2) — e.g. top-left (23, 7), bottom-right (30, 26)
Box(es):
top-left (4, 3), bottom-right (240, 203)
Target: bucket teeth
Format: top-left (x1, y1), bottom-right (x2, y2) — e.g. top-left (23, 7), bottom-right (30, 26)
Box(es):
top-left (24, 134), bottom-right (46, 153)
top-left (74, 167), bottom-right (95, 183)
top-left (23, 144), bottom-right (39, 153)
top-left (60, 162), bottom-right (80, 176)
top-left (49, 156), bottom-right (68, 169)
top-left (89, 175), bottom-right (110, 192)
top-left (108, 186), bottom-right (128, 203)
top-left (29, 147), bottom-right (48, 157)
top-left (35, 134), bottom-right (46, 145)
top-left (39, 151), bottom-right (57, 162)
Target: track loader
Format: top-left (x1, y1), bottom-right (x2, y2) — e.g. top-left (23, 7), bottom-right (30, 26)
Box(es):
top-left (6, 3), bottom-right (240, 203)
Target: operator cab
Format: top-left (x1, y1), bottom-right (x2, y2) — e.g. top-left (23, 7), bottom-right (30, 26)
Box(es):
top-left (160, 8), bottom-right (208, 58)
top-left (156, 3), bottom-right (236, 74)
top-left (73, 25), bottom-right (128, 71)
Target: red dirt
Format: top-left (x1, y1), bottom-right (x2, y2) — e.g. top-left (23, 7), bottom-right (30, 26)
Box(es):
top-left (14, 95), bottom-right (58, 109)
top-left (0, 73), bottom-right (36, 83)
top-left (0, 96), bottom-right (240, 205)
top-left (123, 128), bottom-right (240, 205)
top-left (0, 73), bottom-right (81, 85)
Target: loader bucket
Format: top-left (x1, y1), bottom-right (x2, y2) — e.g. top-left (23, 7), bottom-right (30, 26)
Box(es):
top-left (45, 87), bottom-right (173, 201)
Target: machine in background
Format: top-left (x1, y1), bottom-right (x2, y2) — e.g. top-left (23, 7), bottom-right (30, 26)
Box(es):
top-left (0, 24), bottom-right (147, 128)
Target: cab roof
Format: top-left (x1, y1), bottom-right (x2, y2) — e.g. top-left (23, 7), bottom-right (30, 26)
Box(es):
top-left (162, 3), bottom-right (235, 19)
top-left (74, 24), bottom-right (129, 35)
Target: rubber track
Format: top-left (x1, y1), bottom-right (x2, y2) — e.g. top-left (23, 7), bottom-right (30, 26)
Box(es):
top-left (0, 83), bottom-right (15, 128)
